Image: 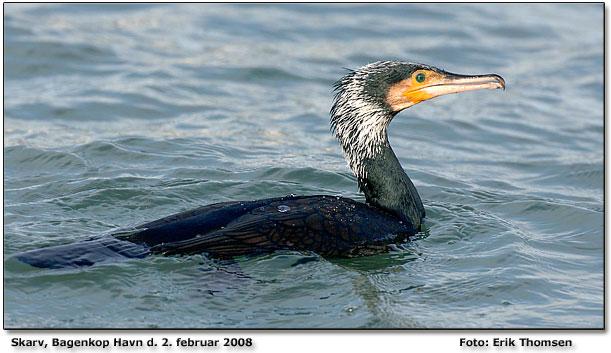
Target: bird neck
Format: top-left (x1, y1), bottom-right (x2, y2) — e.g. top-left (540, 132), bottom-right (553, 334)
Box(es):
top-left (352, 139), bottom-right (425, 228)
top-left (332, 107), bottom-right (425, 227)
top-left (330, 74), bottom-right (425, 228)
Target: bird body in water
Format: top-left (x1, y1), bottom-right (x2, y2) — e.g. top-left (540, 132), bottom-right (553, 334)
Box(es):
top-left (16, 61), bottom-right (505, 268)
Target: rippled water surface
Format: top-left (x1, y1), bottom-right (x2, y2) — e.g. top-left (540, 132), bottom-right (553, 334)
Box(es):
top-left (3, 4), bottom-right (603, 328)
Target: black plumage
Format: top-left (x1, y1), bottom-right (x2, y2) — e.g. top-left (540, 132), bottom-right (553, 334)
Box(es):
top-left (133, 195), bottom-right (415, 258)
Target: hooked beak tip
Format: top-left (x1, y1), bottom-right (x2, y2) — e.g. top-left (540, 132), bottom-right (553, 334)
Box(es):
top-left (491, 74), bottom-right (506, 90)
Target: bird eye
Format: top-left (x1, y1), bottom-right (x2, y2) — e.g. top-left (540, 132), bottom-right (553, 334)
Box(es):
top-left (415, 72), bottom-right (426, 83)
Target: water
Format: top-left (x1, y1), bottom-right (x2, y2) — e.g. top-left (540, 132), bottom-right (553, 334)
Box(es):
top-left (3, 4), bottom-right (603, 328)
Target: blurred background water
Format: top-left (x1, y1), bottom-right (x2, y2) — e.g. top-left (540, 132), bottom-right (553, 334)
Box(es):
top-left (3, 3), bottom-right (603, 328)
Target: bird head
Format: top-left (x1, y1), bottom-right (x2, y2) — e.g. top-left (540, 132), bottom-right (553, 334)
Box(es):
top-left (332, 61), bottom-right (505, 118)
top-left (330, 61), bottom-right (505, 174)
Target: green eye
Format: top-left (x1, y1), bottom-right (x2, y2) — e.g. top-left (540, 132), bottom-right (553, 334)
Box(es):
top-left (415, 72), bottom-right (426, 83)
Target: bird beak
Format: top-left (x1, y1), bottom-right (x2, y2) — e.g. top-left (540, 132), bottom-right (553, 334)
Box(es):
top-left (402, 72), bottom-right (505, 105)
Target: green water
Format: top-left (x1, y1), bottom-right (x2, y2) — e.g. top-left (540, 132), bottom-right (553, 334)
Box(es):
top-left (3, 3), bottom-right (603, 328)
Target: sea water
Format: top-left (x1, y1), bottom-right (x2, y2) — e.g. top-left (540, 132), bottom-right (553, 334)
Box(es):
top-left (3, 3), bottom-right (603, 328)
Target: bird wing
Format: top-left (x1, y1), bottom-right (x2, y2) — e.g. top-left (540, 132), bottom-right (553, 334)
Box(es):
top-left (119, 198), bottom-right (291, 246)
top-left (150, 196), bottom-right (405, 257)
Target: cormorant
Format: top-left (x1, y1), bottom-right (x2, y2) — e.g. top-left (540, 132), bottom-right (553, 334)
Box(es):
top-left (16, 61), bottom-right (505, 268)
